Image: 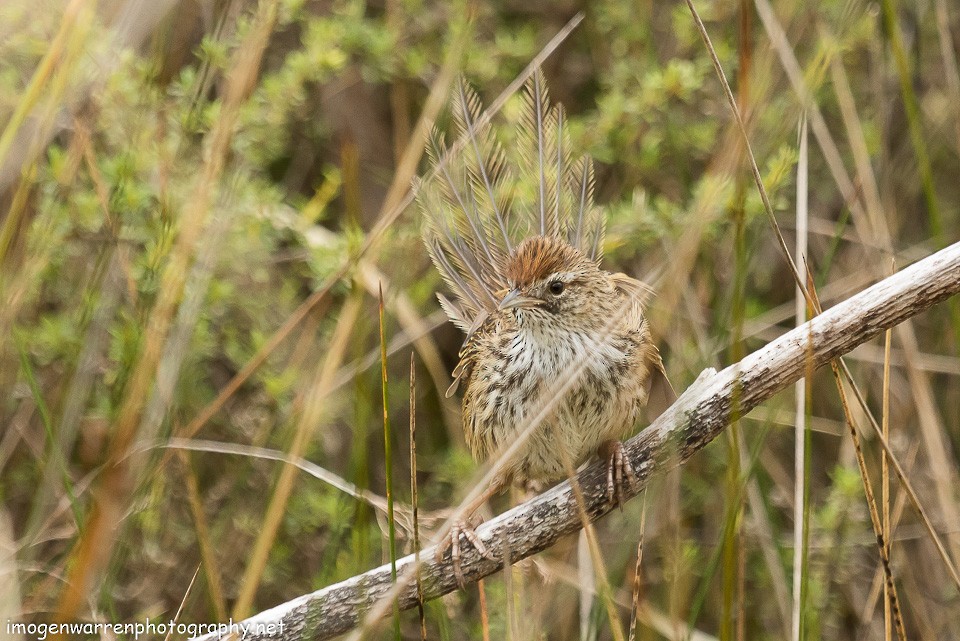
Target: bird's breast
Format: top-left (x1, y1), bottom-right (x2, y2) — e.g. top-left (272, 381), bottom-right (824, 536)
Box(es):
top-left (477, 326), bottom-right (633, 417)
top-left (463, 324), bottom-right (647, 484)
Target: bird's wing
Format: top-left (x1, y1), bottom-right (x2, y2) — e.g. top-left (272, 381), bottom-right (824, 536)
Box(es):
top-left (444, 311), bottom-right (494, 398)
top-left (610, 272), bottom-right (655, 311)
top-left (611, 272), bottom-right (676, 418)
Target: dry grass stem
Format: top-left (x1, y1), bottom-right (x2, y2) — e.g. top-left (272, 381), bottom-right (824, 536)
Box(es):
top-left (409, 353), bottom-right (427, 640)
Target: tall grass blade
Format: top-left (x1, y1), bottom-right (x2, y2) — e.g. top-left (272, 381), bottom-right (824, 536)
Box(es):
top-left (379, 284), bottom-right (400, 641)
top-left (180, 453), bottom-right (227, 620)
top-left (164, 565), bottom-right (201, 641)
top-left (627, 491), bottom-right (648, 641)
top-left (827, 363), bottom-right (908, 641)
top-left (882, 262), bottom-right (895, 641)
top-left (792, 115), bottom-right (810, 641)
top-left (478, 578), bottom-right (491, 641)
top-left (409, 352), bottom-right (427, 641)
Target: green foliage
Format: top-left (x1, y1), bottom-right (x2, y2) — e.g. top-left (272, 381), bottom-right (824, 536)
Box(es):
top-left (1, 0), bottom-right (958, 638)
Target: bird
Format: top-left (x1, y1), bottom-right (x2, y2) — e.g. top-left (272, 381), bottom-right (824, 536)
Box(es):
top-left (416, 70), bottom-right (670, 585)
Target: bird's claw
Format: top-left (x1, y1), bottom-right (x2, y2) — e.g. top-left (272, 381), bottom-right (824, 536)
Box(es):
top-left (435, 519), bottom-right (494, 588)
top-left (600, 440), bottom-right (637, 508)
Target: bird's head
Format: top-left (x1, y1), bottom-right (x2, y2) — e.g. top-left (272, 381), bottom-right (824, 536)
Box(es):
top-left (499, 235), bottom-right (611, 329)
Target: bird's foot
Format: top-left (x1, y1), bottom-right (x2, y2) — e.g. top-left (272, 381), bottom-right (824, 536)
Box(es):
top-left (435, 518), bottom-right (495, 588)
top-left (599, 439), bottom-right (637, 508)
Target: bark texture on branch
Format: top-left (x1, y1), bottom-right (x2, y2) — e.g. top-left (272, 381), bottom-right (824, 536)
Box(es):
top-left (194, 241), bottom-right (960, 641)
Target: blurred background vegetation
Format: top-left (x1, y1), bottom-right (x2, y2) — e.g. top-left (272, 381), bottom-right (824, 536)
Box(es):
top-left (1, 0), bottom-right (958, 639)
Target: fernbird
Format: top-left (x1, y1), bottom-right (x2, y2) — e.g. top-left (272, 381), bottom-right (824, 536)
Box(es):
top-left (417, 72), bottom-right (670, 584)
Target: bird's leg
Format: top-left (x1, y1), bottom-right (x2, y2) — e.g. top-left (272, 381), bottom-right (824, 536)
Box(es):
top-left (598, 439), bottom-right (637, 508)
top-left (435, 481), bottom-right (501, 587)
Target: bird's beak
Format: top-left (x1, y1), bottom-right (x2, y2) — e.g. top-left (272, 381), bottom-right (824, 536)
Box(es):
top-left (498, 288), bottom-right (541, 311)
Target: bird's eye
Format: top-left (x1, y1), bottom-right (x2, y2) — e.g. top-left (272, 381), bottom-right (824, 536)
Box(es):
top-left (548, 280), bottom-right (565, 296)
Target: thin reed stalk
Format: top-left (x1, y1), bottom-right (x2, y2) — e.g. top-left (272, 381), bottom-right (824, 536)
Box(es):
top-left (882, 302), bottom-right (893, 641)
top-left (409, 353), bottom-right (427, 640)
top-left (627, 491), bottom-right (648, 641)
top-left (379, 284), bottom-right (401, 641)
top-left (792, 115), bottom-right (811, 641)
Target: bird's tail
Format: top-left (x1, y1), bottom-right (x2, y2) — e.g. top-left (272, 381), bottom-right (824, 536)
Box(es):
top-left (417, 69), bottom-right (605, 331)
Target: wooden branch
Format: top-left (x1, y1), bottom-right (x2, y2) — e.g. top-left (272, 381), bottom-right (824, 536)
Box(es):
top-left (193, 241), bottom-right (960, 641)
